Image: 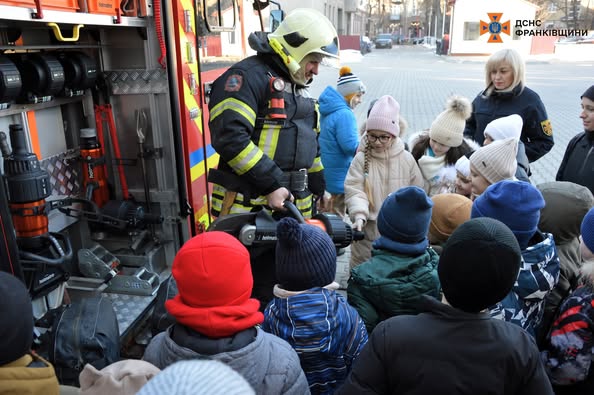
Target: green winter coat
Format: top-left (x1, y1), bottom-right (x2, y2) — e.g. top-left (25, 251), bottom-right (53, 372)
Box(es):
top-left (347, 248), bottom-right (441, 333)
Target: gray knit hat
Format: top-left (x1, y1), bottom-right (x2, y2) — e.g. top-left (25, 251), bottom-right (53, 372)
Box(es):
top-left (136, 360), bottom-right (254, 395)
top-left (582, 85), bottom-right (594, 101)
top-left (469, 137), bottom-right (518, 184)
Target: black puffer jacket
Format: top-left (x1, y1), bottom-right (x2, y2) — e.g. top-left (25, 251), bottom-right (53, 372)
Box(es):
top-left (337, 296), bottom-right (553, 395)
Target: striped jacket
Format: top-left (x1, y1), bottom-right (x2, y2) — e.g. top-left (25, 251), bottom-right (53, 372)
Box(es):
top-left (262, 285), bottom-right (368, 395)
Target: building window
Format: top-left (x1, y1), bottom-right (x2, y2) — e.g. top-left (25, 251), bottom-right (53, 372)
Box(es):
top-left (463, 22), bottom-right (480, 40)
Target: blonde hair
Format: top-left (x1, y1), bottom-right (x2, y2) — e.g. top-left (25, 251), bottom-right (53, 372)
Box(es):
top-left (363, 139), bottom-right (374, 211)
top-left (484, 48), bottom-right (525, 93)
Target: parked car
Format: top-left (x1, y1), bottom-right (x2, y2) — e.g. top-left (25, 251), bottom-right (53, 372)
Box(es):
top-left (375, 33), bottom-right (393, 49)
top-left (360, 36), bottom-right (373, 54)
top-left (411, 36), bottom-right (424, 45)
top-left (391, 33), bottom-right (403, 45)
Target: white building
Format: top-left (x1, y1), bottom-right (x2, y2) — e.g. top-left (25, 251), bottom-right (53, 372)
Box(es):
top-left (450, 0), bottom-right (538, 55)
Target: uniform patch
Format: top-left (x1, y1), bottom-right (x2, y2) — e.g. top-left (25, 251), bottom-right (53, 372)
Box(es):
top-left (541, 119), bottom-right (553, 136)
top-left (224, 74), bottom-right (243, 92)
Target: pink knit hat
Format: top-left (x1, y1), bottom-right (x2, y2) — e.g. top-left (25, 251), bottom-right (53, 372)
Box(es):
top-left (366, 95), bottom-right (400, 137)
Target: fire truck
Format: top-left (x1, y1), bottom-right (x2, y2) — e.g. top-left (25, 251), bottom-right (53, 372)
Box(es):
top-left (0, 0), bottom-right (280, 367)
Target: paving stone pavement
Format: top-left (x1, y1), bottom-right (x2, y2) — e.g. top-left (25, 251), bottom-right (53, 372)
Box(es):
top-left (308, 45), bottom-right (594, 288)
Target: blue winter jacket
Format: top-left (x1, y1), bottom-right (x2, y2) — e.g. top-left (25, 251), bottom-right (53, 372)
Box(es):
top-left (263, 287), bottom-right (368, 395)
top-left (319, 86), bottom-right (359, 194)
top-left (489, 231), bottom-right (560, 338)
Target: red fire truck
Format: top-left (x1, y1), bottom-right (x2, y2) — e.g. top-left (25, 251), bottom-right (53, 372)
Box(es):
top-left (0, 0), bottom-right (278, 368)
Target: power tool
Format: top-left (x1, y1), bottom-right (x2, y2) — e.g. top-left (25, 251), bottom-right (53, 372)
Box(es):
top-left (0, 124), bottom-right (72, 297)
top-left (208, 201), bottom-right (364, 248)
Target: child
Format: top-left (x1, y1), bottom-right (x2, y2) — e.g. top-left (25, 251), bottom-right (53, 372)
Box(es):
top-left (143, 231), bottom-right (309, 395)
top-left (469, 137), bottom-right (518, 199)
top-left (345, 95), bottom-right (424, 268)
top-left (472, 180), bottom-right (560, 338)
top-left (428, 193), bottom-right (472, 254)
top-left (138, 360), bottom-right (255, 395)
top-left (483, 114), bottom-right (531, 182)
top-left (541, 206), bottom-right (594, 394)
top-left (536, 181), bottom-right (594, 347)
top-left (0, 272), bottom-right (60, 395)
top-left (409, 96), bottom-right (474, 196)
top-left (319, 66), bottom-right (366, 218)
top-left (337, 218), bottom-right (554, 395)
top-left (262, 217), bottom-right (368, 394)
top-left (454, 155), bottom-right (472, 198)
top-left (347, 186), bottom-right (441, 333)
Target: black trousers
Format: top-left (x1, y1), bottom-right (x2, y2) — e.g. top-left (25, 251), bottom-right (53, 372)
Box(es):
top-left (248, 244), bottom-right (277, 311)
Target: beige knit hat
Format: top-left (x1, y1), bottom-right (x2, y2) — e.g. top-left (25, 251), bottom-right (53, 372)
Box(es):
top-left (79, 360), bottom-right (161, 395)
top-left (429, 193), bottom-right (472, 244)
top-left (469, 137), bottom-right (518, 184)
top-left (429, 96), bottom-right (472, 148)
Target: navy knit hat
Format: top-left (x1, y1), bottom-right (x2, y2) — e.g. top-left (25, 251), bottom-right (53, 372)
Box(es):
top-left (582, 85), bottom-right (594, 101)
top-left (471, 180), bottom-right (545, 250)
top-left (373, 186), bottom-right (433, 255)
top-left (439, 217), bottom-right (522, 313)
top-left (0, 271), bottom-right (34, 365)
top-left (275, 217), bottom-right (337, 291)
top-left (581, 207), bottom-right (594, 254)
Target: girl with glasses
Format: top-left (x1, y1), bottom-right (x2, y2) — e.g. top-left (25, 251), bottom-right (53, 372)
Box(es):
top-left (344, 95), bottom-right (424, 269)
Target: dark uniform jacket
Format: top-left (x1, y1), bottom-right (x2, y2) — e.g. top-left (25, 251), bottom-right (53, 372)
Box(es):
top-left (336, 295), bottom-right (554, 395)
top-left (464, 85), bottom-right (554, 162)
top-left (208, 32), bottom-right (324, 217)
top-left (556, 131), bottom-right (594, 195)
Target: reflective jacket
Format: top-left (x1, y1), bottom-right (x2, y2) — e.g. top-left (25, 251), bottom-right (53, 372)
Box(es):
top-left (463, 85), bottom-right (554, 162)
top-left (208, 32), bottom-right (325, 218)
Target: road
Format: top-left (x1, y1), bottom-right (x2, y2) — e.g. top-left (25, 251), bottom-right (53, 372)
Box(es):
top-left (309, 45), bottom-right (594, 185)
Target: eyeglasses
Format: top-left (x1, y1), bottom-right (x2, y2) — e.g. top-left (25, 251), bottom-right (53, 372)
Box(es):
top-left (367, 134), bottom-right (392, 143)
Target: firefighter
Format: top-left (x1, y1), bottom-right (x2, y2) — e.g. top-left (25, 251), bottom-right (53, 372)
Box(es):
top-left (207, 8), bottom-right (340, 307)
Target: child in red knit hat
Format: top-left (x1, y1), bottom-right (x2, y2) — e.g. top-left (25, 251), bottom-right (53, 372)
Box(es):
top-left (143, 231), bottom-right (309, 395)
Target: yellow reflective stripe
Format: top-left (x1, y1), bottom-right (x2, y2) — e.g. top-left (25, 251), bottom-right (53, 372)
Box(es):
top-left (295, 197), bottom-right (313, 218)
top-left (309, 157), bottom-right (324, 173)
top-left (211, 184), bottom-right (226, 212)
top-left (228, 142), bottom-right (264, 175)
top-left (259, 123), bottom-right (281, 159)
top-left (210, 98), bottom-right (256, 126)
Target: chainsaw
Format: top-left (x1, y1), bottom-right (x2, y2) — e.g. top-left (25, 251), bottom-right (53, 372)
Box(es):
top-left (207, 200), bottom-right (364, 248)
